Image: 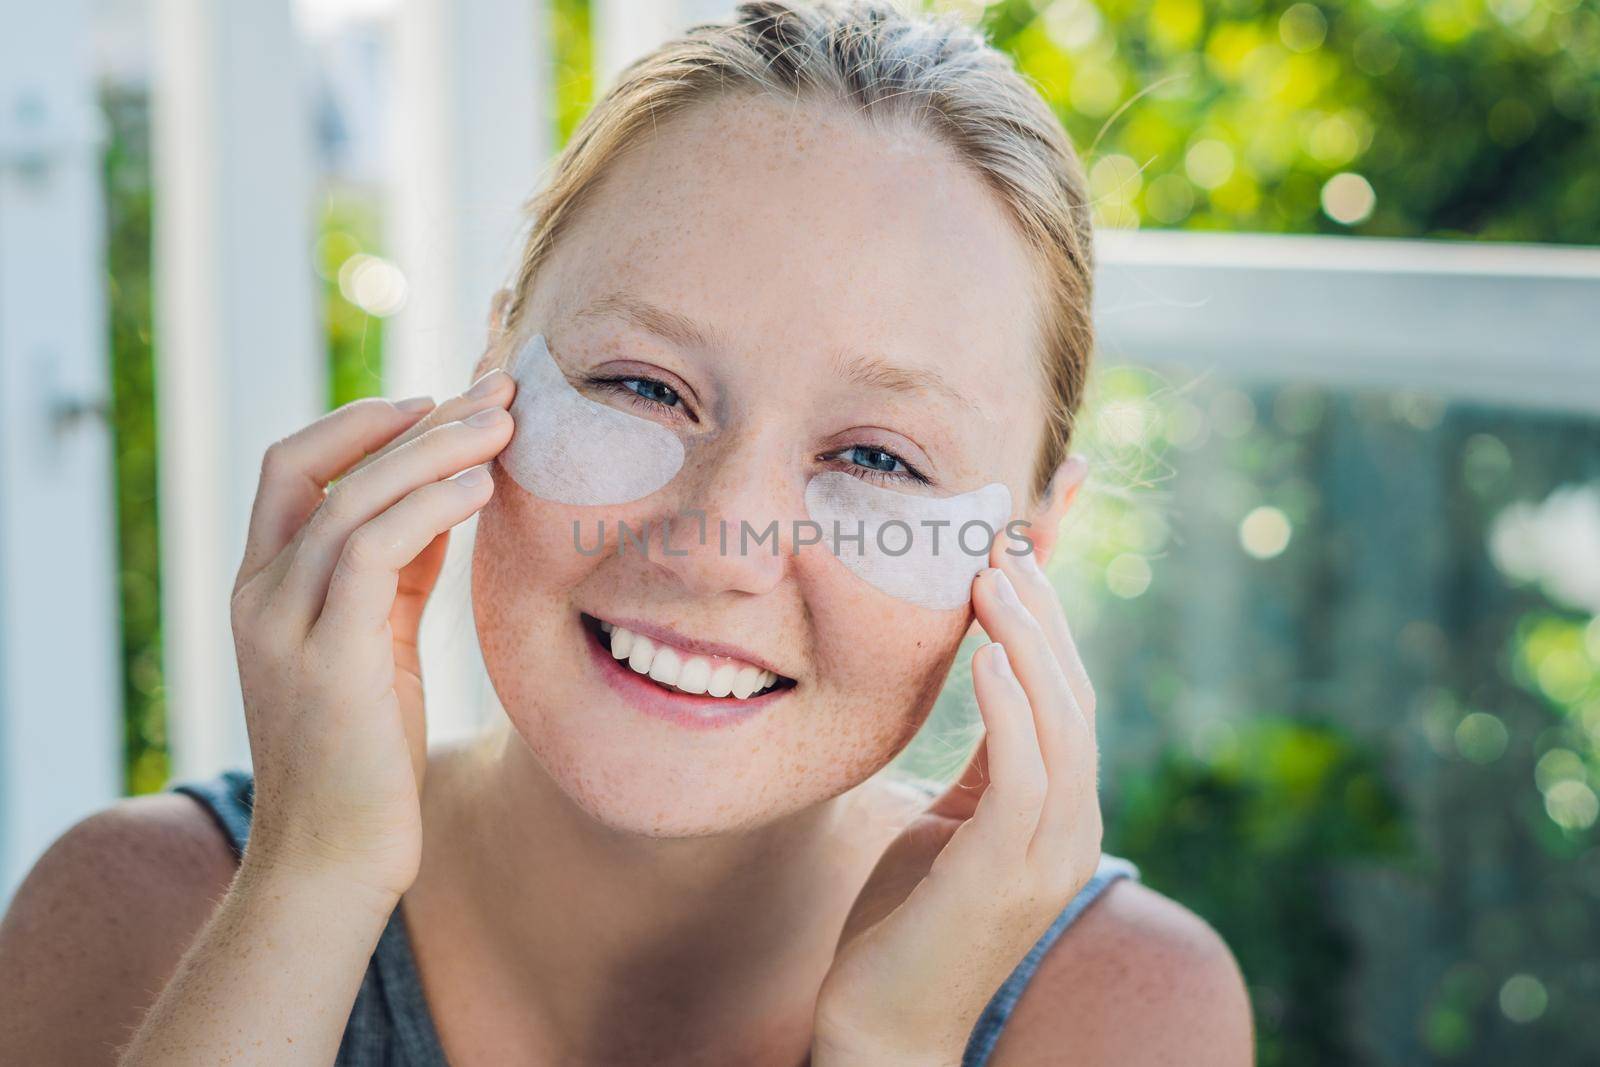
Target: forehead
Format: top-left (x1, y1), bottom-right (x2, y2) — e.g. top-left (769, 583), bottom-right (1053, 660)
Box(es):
top-left (534, 92), bottom-right (1046, 444)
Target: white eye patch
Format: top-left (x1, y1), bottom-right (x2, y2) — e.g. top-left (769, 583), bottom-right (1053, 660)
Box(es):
top-left (499, 332), bottom-right (685, 505)
top-left (804, 471), bottom-right (1012, 611)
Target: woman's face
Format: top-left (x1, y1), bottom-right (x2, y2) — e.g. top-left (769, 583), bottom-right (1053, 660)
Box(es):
top-left (472, 93), bottom-right (1057, 836)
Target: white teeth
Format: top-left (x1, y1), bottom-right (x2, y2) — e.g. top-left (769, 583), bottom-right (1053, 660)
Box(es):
top-left (627, 635), bottom-right (656, 675)
top-left (677, 658), bottom-right (711, 695)
top-left (731, 665), bottom-right (762, 699)
top-left (706, 664), bottom-right (737, 698)
top-left (600, 620), bottom-right (783, 700)
top-left (648, 647), bottom-right (681, 685)
top-left (595, 620), bottom-right (780, 697)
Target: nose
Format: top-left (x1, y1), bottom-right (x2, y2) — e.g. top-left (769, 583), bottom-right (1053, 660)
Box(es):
top-left (648, 436), bottom-right (798, 598)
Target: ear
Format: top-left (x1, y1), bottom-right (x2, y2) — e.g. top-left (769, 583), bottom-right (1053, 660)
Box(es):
top-left (1017, 453), bottom-right (1088, 570)
top-left (472, 287), bottom-right (516, 380)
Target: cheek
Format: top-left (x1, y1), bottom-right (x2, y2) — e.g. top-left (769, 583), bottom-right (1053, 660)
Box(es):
top-left (787, 559), bottom-right (971, 786)
top-left (470, 475), bottom-right (598, 713)
top-left (473, 479), bottom-right (570, 624)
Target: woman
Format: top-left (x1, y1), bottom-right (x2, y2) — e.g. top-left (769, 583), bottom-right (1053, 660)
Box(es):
top-left (0, 2), bottom-right (1252, 1063)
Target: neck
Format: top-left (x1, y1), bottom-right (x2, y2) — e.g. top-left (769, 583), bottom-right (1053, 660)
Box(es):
top-left (409, 719), bottom-right (909, 1062)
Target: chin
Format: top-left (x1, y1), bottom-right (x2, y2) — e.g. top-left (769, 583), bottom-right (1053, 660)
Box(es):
top-left (488, 678), bottom-right (893, 840)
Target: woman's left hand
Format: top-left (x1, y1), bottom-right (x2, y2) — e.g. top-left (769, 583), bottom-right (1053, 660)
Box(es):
top-left (811, 542), bottom-right (1104, 1067)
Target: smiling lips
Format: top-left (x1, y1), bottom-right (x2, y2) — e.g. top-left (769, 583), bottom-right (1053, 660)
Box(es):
top-left (600, 620), bottom-right (784, 700)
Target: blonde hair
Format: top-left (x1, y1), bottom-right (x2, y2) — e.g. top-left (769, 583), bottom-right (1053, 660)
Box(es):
top-left (502, 0), bottom-right (1097, 502)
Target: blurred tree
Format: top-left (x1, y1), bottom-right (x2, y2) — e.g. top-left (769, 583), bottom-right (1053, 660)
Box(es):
top-left (965, 0), bottom-right (1600, 242)
top-left (103, 87), bottom-right (165, 796)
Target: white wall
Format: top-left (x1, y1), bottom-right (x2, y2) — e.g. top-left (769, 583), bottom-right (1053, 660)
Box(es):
top-left (0, 0), bottom-right (122, 903)
top-left (151, 0), bottom-right (324, 780)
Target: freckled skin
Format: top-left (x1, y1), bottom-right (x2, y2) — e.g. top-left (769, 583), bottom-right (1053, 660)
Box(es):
top-left (469, 92), bottom-right (1050, 839)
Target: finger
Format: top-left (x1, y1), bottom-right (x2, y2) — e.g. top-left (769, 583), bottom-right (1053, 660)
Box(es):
top-left (994, 537), bottom-right (1096, 728)
top-left (312, 465), bottom-right (496, 642)
top-left (972, 566), bottom-right (1083, 760)
top-left (279, 407), bottom-right (513, 626)
top-left (247, 369), bottom-right (515, 600)
top-left (239, 396), bottom-right (435, 588)
top-left (964, 641), bottom-right (1047, 858)
top-left (346, 368), bottom-right (514, 482)
top-left (391, 530), bottom-right (451, 679)
top-left (972, 567), bottom-right (1097, 867)
top-left (397, 529), bottom-right (451, 612)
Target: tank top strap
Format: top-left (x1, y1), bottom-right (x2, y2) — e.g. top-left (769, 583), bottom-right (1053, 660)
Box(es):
top-left (171, 767), bottom-right (255, 859)
top-left (961, 853), bottom-right (1140, 1067)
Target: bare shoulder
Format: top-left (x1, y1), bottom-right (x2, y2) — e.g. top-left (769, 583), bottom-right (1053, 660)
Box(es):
top-left (0, 791), bottom-right (238, 1065)
top-left (989, 878), bottom-right (1255, 1067)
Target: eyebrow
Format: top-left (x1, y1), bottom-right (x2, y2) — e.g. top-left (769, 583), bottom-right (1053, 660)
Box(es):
top-left (573, 289), bottom-right (979, 414)
top-left (573, 290), bottom-right (732, 353)
top-left (828, 351), bottom-right (980, 415)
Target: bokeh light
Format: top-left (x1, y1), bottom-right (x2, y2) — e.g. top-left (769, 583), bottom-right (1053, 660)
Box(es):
top-left (1240, 506), bottom-right (1293, 559)
top-left (337, 253), bottom-right (408, 317)
top-left (1545, 779), bottom-right (1600, 831)
top-left (1456, 712), bottom-right (1510, 763)
top-left (1321, 172), bottom-right (1376, 224)
top-left (1279, 3), bottom-right (1329, 53)
top-left (1106, 553), bottom-right (1154, 598)
top-left (1499, 974), bottom-right (1549, 1023)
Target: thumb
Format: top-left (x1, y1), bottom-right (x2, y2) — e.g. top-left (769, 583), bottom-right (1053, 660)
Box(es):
top-left (393, 529), bottom-right (452, 643)
top-left (928, 734), bottom-right (989, 822)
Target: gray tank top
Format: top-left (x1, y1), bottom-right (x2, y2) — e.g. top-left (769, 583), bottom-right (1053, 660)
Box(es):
top-left (174, 769), bottom-right (1137, 1066)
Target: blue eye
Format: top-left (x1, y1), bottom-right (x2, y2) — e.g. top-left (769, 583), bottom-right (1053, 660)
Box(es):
top-left (847, 446), bottom-right (904, 474)
top-left (830, 444), bottom-right (929, 486)
top-left (586, 374), bottom-right (686, 418)
top-left (620, 378), bottom-right (680, 407)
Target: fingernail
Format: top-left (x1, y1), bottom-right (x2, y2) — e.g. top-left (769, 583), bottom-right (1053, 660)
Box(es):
top-left (993, 569), bottom-right (1023, 609)
top-left (1018, 545), bottom-right (1043, 573)
top-left (466, 368), bottom-right (509, 399)
top-left (988, 643), bottom-right (1013, 677)
top-left (455, 465), bottom-right (489, 487)
top-left (394, 394), bottom-right (435, 413)
top-left (466, 407), bottom-right (506, 428)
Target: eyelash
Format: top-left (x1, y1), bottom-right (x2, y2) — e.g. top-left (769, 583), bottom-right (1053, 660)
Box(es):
top-left (587, 375), bottom-right (931, 487)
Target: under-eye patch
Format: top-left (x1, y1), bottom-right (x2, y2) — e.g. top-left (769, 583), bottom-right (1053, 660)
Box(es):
top-left (804, 471), bottom-right (1012, 611)
top-left (499, 332), bottom-right (686, 505)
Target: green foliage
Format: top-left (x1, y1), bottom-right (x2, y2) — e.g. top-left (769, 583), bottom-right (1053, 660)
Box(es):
top-left (553, 0), bottom-right (596, 145)
top-left (961, 0), bottom-right (1600, 242)
top-left (316, 193), bottom-right (387, 407)
top-left (103, 86), bottom-right (166, 796)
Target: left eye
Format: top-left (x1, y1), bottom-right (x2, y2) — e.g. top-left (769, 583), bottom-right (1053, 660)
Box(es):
top-left (829, 444), bottom-right (929, 486)
top-left (620, 378), bottom-right (680, 407)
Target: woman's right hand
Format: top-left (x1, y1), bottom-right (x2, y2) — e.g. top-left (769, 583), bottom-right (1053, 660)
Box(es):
top-left (228, 369), bottom-right (516, 901)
